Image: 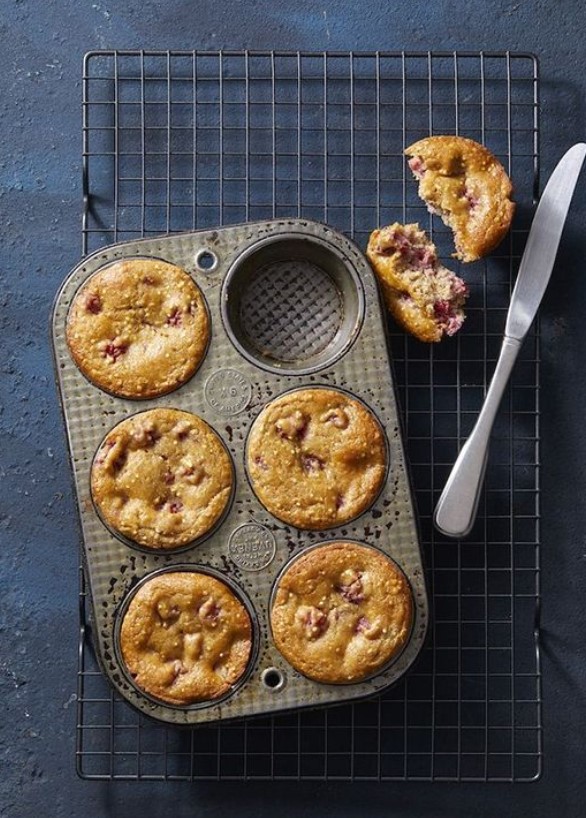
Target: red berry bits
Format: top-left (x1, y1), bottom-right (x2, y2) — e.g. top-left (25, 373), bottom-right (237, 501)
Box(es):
top-left (101, 341), bottom-right (127, 362)
top-left (85, 293), bottom-right (102, 314)
top-left (166, 307), bottom-right (182, 327)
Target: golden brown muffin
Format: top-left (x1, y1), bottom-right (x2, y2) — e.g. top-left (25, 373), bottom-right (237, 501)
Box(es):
top-left (271, 542), bottom-right (413, 683)
top-left (405, 136), bottom-right (515, 262)
top-left (120, 571), bottom-right (253, 704)
top-left (366, 222), bottom-right (468, 342)
top-left (66, 257), bottom-right (209, 399)
top-left (91, 408), bottom-right (233, 549)
top-left (247, 389), bottom-right (386, 529)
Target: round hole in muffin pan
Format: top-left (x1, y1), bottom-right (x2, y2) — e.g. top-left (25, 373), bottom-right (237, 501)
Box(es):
top-left (195, 248), bottom-right (218, 272)
top-left (221, 234), bottom-right (365, 375)
top-left (260, 667), bottom-right (286, 692)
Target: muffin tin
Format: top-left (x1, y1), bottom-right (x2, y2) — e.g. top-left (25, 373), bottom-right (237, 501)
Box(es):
top-left (52, 217), bottom-right (429, 725)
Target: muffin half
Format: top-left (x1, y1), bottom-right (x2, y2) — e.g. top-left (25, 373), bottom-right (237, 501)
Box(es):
top-left (367, 222), bottom-right (468, 342)
top-left (405, 135), bottom-right (515, 262)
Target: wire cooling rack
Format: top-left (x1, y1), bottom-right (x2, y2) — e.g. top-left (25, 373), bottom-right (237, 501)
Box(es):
top-left (77, 50), bottom-right (541, 781)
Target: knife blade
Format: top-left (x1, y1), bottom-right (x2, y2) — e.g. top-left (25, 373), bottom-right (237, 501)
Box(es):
top-left (434, 142), bottom-right (586, 539)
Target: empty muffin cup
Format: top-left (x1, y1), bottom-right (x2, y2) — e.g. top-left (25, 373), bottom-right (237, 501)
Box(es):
top-left (221, 233), bottom-right (365, 375)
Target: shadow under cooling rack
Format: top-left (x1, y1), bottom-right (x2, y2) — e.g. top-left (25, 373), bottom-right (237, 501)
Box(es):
top-left (77, 50), bottom-right (541, 782)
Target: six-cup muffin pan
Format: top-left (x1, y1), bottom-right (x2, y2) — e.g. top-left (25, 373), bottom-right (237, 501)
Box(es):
top-left (52, 218), bottom-right (429, 725)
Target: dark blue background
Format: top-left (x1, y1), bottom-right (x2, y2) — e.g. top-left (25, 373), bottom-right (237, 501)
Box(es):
top-left (1, 1), bottom-right (585, 815)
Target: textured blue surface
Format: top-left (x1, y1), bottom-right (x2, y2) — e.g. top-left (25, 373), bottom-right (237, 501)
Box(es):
top-left (1, 1), bottom-right (586, 816)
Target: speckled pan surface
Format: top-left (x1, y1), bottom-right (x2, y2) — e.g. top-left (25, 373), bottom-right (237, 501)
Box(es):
top-left (52, 218), bottom-right (428, 725)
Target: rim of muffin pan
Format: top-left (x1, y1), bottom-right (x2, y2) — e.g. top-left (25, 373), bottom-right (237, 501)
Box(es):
top-left (89, 409), bottom-right (236, 555)
top-left (65, 255), bottom-right (212, 400)
top-left (243, 384), bottom-right (391, 531)
top-left (220, 233), bottom-right (365, 376)
top-left (267, 539), bottom-right (416, 686)
top-left (113, 564), bottom-right (261, 711)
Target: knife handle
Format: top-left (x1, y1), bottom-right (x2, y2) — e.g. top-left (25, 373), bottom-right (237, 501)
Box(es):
top-left (434, 335), bottom-right (522, 538)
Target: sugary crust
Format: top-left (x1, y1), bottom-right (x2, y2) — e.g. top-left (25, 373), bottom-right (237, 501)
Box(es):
top-left (405, 136), bottom-right (515, 262)
top-left (66, 258), bottom-right (209, 399)
top-left (270, 542), bottom-right (413, 684)
top-left (120, 572), bottom-right (252, 704)
top-left (91, 409), bottom-right (233, 549)
top-left (366, 223), bottom-right (468, 343)
top-left (246, 389), bottom-right (387, 529)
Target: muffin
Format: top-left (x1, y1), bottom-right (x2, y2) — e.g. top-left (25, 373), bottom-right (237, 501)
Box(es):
top-left (270, 542), bottom-right (413, 683)
top-left (120, 571), bottom-right (253, 705)
top-left (66, 257), bottom-right (209, 399)
top-left (247, 388), bottom-right (386, 529)
top-left (405, 135), bottom-right (515, 262)
top-left (366, 222), bottom-right (468, 342)
top-left (91, 408), bottom-right (233, 549)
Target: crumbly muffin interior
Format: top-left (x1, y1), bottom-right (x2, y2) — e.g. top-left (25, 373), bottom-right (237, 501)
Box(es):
top-left (369, 223), bottom-right (468, 340)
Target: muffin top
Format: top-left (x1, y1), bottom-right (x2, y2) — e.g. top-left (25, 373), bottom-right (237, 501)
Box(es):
top-left (66, 257), bottom-right (209, 399)
top-left (247, 388), bottom-right (387, 530)
top-left (270, 542), bottom-right (413, 684)
top-left (120, 571), bottom-right (253, 705)
top-left (91, 408), bottom-right (233, 549)
top-left (405, 135), bottom-right (514, 262)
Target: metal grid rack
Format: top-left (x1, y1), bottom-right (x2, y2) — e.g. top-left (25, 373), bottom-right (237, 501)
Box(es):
top-left (77, 50), bottom-right (541, 781)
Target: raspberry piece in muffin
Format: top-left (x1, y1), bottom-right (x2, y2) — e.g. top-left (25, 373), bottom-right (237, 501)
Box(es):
top-left (366, 222), bottom-right (468, 343)
top-left (271, 542), bottom-right (413, 683)
top-left (405, 135), bottom-right (515, 262)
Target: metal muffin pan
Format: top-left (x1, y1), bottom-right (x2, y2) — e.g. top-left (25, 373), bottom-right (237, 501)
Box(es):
top-left (52, 218), bottom-right (429, 726)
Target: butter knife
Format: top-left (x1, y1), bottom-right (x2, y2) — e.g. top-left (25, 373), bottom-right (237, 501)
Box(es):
top-left (434, 142), bottom-right (586, 538)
